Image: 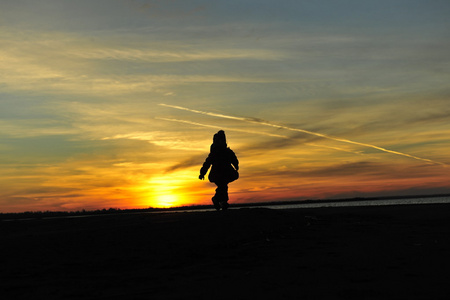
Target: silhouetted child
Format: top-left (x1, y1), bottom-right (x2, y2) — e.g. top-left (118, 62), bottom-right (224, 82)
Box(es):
top-left (199, 130), bottom-right (239, 210)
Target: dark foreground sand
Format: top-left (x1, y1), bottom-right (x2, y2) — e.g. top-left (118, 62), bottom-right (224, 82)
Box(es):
top-left (1, 204), bottom-right (450, 299)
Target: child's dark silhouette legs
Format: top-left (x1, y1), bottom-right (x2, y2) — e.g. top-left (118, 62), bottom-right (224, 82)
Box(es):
top-left (211, 196), bottom-right (220, 211)
top-left (213, 181), bottom-right (229, 210)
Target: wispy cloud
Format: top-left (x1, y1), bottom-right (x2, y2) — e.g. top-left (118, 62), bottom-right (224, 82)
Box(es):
top-left (101, 131), bottom-right (205, 151)
top-left (157, 117), bottom-right (289, 139)
top-left (164, 154), bottom-right (206, 173)
top-left (158, 117), bottom-right (364, 156)
top-left (0, 29), bottom-right (287, 98)
top-left (69, 47), bottom-right (283, 62)
top-left (159, 104), bottom-right (447, 166)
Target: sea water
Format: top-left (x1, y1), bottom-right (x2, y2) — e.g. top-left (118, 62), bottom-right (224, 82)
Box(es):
top-left (259, 195), bottom-right (450, 210)
top-left (159, 195), bottom-right (450, 213)
top-left (163, 195), bottom-right (450, 213)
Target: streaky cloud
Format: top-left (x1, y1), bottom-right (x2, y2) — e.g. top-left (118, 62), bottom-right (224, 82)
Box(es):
top-left (159, 103), bottom-right (447, 166)
top-left (70, 47), bottom-right (282, 62)
top-left (158, 117), bottom-right (363, 155)
top-left (164, 154), bottom-right (206, 173)
top-left (157, 117), bottom-right (289, 139)
top-left (307, 143), bottom-right (364, 155)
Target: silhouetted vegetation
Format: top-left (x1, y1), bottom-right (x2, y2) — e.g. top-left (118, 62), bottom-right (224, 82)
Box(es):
top-left (0, 207), bottom-right (140, 221)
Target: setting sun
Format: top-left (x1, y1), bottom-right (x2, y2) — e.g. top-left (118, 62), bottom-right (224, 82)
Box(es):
top-left (144, 172), bottom-right (195, 208)
top-left (155, 193), bottom-right (180, 208)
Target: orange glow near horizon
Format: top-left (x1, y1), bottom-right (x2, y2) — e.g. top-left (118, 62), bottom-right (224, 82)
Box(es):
top-left (131, 157), bottom-right (450, 210)
top-left (141, 170), bottom-right (206, 208)
top-left (154, 193), bottom-right (182, 208)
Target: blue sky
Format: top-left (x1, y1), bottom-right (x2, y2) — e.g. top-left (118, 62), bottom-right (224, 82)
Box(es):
top-left (1, 0), bottom-right (449, 212)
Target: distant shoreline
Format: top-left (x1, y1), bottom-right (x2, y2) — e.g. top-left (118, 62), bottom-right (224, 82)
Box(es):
top-left (1, 193), bottom-right (449, 221)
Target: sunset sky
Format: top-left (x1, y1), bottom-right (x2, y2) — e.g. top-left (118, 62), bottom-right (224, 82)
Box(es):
top-left (1, 0), bottom-right (449, 212)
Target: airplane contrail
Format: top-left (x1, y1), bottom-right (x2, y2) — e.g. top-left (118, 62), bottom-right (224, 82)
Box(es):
top-left (158, 117), bottom-right (363, 155)
top-left (156, 117), bottom-right (289, 139)
top-left (159, 103), bottom-right (446, 166)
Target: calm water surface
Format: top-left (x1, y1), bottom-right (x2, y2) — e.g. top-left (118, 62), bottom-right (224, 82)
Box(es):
top-left (260, 196), bottom-right (450, 210)
top-left (165, 195), bottom-right (450, 213)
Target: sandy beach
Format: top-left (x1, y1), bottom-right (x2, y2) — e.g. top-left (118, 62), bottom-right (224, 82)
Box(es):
top-left (1, 204), bottom-right (450, 299)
